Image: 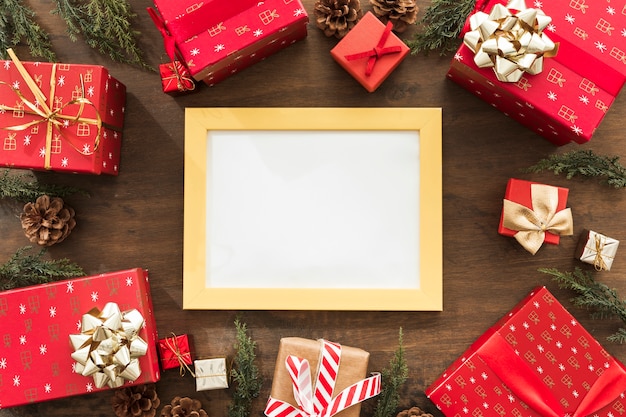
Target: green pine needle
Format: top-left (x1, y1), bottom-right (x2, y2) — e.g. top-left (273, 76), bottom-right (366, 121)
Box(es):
top-left (373, 328), bottom-right (409, 417)
top-left (0, 246), bottom-right (85, 290)
top-left (0, 0), bottom-right (56, 61)
top-left (228, 319), bottom-right (262, 417)
top-left (525, 150), bottom-right (626, 188)
top-left (0, 170), bottom-right (87, 203)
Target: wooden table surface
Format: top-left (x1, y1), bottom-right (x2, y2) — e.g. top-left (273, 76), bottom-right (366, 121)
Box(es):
top-left (3, 1), bottom-right (626, 416)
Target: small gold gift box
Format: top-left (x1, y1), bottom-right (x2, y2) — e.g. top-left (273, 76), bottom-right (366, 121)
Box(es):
top-left (194, 358), bottom-right (229, 391)
top-left (575, 229), bottom-right (619, 271)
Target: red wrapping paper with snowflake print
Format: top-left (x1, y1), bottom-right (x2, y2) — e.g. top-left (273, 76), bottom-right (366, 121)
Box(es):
top-left (0, 53), bottom-right (125, 174)
top-left (149, 0), bottom-right (308, 87)
top-left (426, 287), bottom-right (626, 417)
top-left (0, 268), bottom-right (160, 408)
top-left (448, 0), bottom-right (626, 145)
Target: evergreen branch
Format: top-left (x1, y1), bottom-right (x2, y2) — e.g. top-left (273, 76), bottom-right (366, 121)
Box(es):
top-left (228, 319), bottom-right (262, 417)
top-left (0, 170), bottom-right (87, 203)
top-left (0, 246), bottom-right (85, 290)
top-left (407, 0), bottom-right (475, 55)
top-left (0, 0), bottom-right (56, 61)
top-left (525, 150), bottom-right (626, 188)
top-left (539, 267), bottom-right (626, 342)
top-left (373, 328), bottom-right (409, 417)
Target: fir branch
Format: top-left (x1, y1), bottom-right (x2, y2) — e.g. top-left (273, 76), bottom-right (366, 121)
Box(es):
top-left (373, 328), bottom-right (409, 417)
top-left (0, 0), bottom-right (56, 61)
top-left (539, 267), bottom-right (626, 342)
top-left (408, 0), bottom-right (475, 55)
top-left (0, 170), bottom-right (87, 203)
top-left (525, 150), bottom-right (626, 188)
top-left (228, 319), bottom-right (262, 417)
top-left (0, 246), bottom-right (85, 290)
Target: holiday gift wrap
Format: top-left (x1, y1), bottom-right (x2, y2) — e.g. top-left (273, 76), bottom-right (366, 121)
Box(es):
top-left (149, 0), bottom-right (308, 87)
top-left (0, 268), bottom-right (160, 407)
top-left (194, 358), bottom-right (229, 391)
top-left (331, 12), bottom-right (409, 92)
top-left (159, 61), bottom-right (196, 95)
top-left (575, 229), bottom-right (619, 271)
top-left (448, 0), bottom-right (626, 145)
top-left (426, 286), bottom-right (626, 417)
top-left (498, 178), bottom-right (573, 254)
top-left (265, 338), bottom-right (381, 417)
top-left (158, 333), bottom-right (193, 372)
top-left (0, 49), bottom-right (125, 174)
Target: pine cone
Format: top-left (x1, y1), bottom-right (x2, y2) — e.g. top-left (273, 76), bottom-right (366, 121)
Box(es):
top-left (112, 384), bottom-right (161, 417)
top-left (397, 407), bottom-right (434, 417)
top-left (314, 0), bottom-right (363, 38)
top-left (20, 195), bottom-right (76, 247)
top-left (369, 0), bottom-right (419, 32)
top-left (161, 396), bottom-right (208, 417)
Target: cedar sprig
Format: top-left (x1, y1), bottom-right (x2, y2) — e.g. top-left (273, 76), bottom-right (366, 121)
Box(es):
top-left (525, 150), bottom-right (626, 188)
top-left (0, 0), bottom-right (56, 61)
top-left (0, 246), bottom-right (85, 290)
top-left (0, 170), bottom-right (87, 203)
top-left (228, 318), bottom-right (263, 417)
top-left (407, 0), bottom-right (475, 55)
top-left (539, 267), bottom-right (626, 343)
top-left (373, 328), bottom-right (409, 417)
top-left (51, 0), bottom-right (153, 70)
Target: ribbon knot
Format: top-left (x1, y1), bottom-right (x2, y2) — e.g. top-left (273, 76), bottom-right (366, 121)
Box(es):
top-left (345, 21), bottom-right (403, 76)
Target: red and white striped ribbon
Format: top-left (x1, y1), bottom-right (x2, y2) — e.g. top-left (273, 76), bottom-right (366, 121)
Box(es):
top-left (265, 340), bottom-right (381, 417)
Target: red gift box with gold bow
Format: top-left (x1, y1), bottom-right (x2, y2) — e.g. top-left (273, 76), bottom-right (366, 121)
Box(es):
top-left (427, 286), bottom-right (626, 417)
top-left (0, 50), bottom-right (124, 175)
top-left (448, 0), bottom-right (626, 145)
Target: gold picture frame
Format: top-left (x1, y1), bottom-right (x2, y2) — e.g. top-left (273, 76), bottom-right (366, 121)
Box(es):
top-left (183, 108), bottom-right (442, 310)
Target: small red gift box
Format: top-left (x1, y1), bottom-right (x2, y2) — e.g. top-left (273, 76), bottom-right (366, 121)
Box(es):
top-left (331, 12), bottom-right (409, 93)
top-left (149, 0), bottom-right (308, 87)
top-left (0, 268), bottom-right (160, 408)
top-left (448, 0), bottom-right (626, 145)
top-left (0, 49), bottom-right (125, 174)
top-left (498, 178), bottom-right (573, 254)
top-left (159, 61), bottom-right (196, 95)
top-left (158, 333), bottom-right (193, 371)
top-left (426, 286), bottom-right (626, 417)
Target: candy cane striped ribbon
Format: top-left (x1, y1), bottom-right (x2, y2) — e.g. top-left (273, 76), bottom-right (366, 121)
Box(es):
top-left (265, 340), bottom-right (381, 417)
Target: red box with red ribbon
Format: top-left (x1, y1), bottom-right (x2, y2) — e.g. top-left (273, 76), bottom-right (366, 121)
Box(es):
top-left (426, 286), bottom-right (626, 417)
top-left (0, 50), bottom-right (125, 175)
top-left (0, 268), bottom-right (160, 408)
top-left (331, 12), bottom-right (410, 93)
top-left (448, 0), bottom-right (626, 145)
top-left (148, 0), bottom-right (308, 87)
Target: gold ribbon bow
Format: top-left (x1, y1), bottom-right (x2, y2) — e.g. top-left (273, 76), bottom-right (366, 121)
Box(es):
top-left (592, 234), bottom-right (609, 271)
top-left (502, 183), bottom-right (573, 254)
top-left (0, 49), bottom-right (103, 170)
top-left (463, 0), bottom-right (558, 82)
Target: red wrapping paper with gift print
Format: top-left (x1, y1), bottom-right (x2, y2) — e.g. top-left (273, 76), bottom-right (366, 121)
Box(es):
top-left (448, 0), bottom-right (626, 145)
top-left (426, 286), bottom-right (626, 417)
top-left (0, 268), bottom-right (160, 408)
top-left (0, 50), bottom-right (125, 174)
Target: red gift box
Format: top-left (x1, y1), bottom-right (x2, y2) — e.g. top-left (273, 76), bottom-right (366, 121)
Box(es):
top-left (158, 333), bottom-right (193, 372)
top-left (426, 286), bottom-right (626, 417)
top-left (159, 61), bottom-right (196, 95)
top-left (149, 0), bottom-right (308, 87)
top-left (0, 268), bottom-right (160, 408)
top-left (448, 0), bottom-right (626, 146)
top-left (0, 49), bottom-right (125, 174)
top-left (498, 178), bottom-right (573, 254)
top-left (331, 12), bottom-right (409, 93)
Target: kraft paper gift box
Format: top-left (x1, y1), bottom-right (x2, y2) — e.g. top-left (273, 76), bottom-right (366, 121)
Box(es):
top-left (426, 286), bottom-right (626, 417)
top-left (575, 229), bottom-right (619, 271)
top-left (498, 178), bottom-right (573, 254)
top-left (0, 49), bottom-right (125, 174)
top-left (0, 268), bottom-right (160, 408)
top-left (331, 12), bottom-right (410, 93)
top-left (447, 0), bottom-right (626, 146)
top-left (148, 0), bottom-right (308, 87)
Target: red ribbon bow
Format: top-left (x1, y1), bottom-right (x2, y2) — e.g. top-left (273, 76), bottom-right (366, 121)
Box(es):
top-left (344, 21), bottom-right (403, 76)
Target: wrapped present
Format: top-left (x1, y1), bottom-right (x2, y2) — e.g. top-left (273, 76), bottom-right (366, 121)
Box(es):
top-left (426, 286), bottom-right (626, 417)
top-left (265, 338), bottom-right (381, 417)
top-left (194, 358), bottom-right (229, 391)
top-left (147, 0), bottom-right (308, 87)
top-left (448, 0), bottom-right (626, 145)
top-left (0, 268), bottom-right (160, 408)
top-left (498, 178), bottom-right (573, 254)
top-left (575, 229), bottom-right (619, 271)
top-left (330, 12), bottom-right (409, 93)
top-left (0, 49), bottom-right (125, 174)
top-left (158, 333), bottom-right (193, 373)
top-left (159, 61), bottom-right (196, 95)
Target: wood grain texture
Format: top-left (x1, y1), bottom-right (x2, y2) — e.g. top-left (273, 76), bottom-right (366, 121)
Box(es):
top-left (3, 1), bottom-right (626, 416)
